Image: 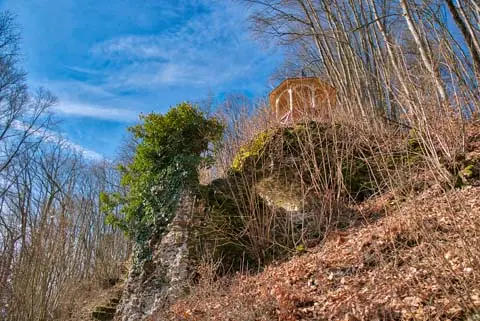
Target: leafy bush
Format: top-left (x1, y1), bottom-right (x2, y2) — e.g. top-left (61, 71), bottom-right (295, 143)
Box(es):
top-left (102, 103), bottom-right (224, 257)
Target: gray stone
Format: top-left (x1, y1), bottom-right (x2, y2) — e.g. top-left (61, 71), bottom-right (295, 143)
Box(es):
top-left (114, 193), bottom-right (196, 321)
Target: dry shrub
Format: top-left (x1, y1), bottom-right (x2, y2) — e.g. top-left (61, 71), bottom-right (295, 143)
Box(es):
top-left (172, 183), bottom-right (480, 321)
top-left (178, 94), bottom-right (480, 319)
top-left (195, 95), bottom-right (441, 273)
top-left (173, 0), bottom-right (480, 318)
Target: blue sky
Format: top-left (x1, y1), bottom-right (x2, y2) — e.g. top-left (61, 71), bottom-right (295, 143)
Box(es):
top-left (0, 0), bottom-right (282, 159)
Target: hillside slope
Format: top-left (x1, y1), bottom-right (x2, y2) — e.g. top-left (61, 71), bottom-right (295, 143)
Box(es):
top-left (170, 183), bottom-right (480, 320)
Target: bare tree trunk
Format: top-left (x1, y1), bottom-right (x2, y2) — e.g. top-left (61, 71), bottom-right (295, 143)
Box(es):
top-left (368, 0), bottom-right (413, 112)
top-left (445, 0), bottom-right (480, 82)
top-left (399, 0), bottom-right (448, 102)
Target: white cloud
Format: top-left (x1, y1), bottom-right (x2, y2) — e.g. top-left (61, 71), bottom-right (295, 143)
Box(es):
top-left (29, 78), bottom-right (140, 121)
top-left (91, 35), bottom-right (167, 60)
top-left (52, 101), bottom-right (139, 122)
top-left (90, 1), bottom-right (256, 88)
top-left (12, 120), bottom-right (104, 161)
top-left (57, 138), bottom-right (104, 161)
top-left (64, 65), bottom-right (104, 75)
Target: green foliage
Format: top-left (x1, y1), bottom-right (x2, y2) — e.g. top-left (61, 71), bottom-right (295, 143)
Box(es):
top-left (295, 244), bottom-right (306, 253)
top-left (102, 103), bottom-right (224, 246)
top-left (100, 192), bottom-right (128, 232)
top-left (455, 160), bottom-right (479, 188)
top-left (461, 164), bottom-right (475, 178)
top-left (231, 130), bottom-right (273, 171)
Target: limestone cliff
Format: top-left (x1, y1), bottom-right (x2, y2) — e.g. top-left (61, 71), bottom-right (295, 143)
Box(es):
top-left (114, 194), bottom-right (196, 321)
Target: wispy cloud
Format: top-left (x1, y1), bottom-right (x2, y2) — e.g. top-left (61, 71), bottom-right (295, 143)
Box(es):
top-left (55, 136), bottom-right (104, 161)
top-left (90, 1), bottom-right (257, 88)
top-left (28, 79), bottom-right (140, 122)
top-left (2, 0), bottom-right (280, 159)
top-left (91, 36), bottom-right (169, 60)
top-left (12, 120), bottom-right (104, 161)
top-left (28, 0), bottom-right (275, 121)
top-left (64, 65), bottom-right (104, 75)
top-left (52, 101), bottom-right (138, 122)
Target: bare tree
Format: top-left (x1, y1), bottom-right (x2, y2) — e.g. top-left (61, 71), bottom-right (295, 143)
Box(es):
top-left (1, 140), bottom-right (129, 320)
top-left (0, 12), bottom-right (129, 320)
top-left (0, 12), bottom-right (55, 193)
top-left (445, 0), bottom-right (480, 81)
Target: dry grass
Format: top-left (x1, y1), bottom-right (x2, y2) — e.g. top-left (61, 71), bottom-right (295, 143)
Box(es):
top-left (167, 120), bottom-right (480, 321)
top-left (171, 183), bottom-right (480, 321)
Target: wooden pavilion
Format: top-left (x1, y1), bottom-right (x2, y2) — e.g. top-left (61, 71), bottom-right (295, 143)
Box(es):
top-left (269, 77), bottom-right (336, 123)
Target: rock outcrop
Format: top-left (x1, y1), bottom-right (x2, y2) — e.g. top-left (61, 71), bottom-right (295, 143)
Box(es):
top-left (114, 194), bottom-right (196, 321)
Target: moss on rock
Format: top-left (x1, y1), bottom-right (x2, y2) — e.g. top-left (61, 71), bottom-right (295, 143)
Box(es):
top-left (231, 130), bottom-right (274, 172)
top-left (194, 121), bottom-right (385, 271)
top-left (230, 121), bottom-right (377, 203)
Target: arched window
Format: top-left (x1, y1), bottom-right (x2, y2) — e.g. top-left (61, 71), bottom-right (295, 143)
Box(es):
top-left (269, 78), bottom-right (336, 124)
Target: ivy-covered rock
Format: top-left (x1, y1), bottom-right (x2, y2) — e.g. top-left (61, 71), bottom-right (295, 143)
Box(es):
top-left (102, 103), bottom-right (223, 244)
top-left (114, 194), bottom-right (197, 321)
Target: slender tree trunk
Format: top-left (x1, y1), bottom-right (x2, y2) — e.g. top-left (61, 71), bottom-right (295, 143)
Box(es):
top-left (368, 0), bottom-right (413, 113)
top-left (445, 0), bottom-right (480, 83)
top-left (399, 0), bottom-right (448, 102)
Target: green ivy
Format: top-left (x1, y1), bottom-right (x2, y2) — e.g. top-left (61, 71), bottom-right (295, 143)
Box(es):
top-left (101, 103), bottom-right (224, 266)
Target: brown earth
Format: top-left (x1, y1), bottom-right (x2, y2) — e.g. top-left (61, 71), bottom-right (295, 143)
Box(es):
top-left (169, 183), bottom-right (480, 321)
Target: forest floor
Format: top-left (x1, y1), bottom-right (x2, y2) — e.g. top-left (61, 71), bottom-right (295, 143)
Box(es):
top-left (170, 183), bottom-right (480, 320)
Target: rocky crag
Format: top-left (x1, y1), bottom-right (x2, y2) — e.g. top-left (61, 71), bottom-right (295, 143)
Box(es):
top-left (114, 195), bottom-right (196, 321)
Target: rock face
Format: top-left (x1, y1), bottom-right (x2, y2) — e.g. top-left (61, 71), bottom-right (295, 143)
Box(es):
top-left (114, 194), bottom-right (196, 321)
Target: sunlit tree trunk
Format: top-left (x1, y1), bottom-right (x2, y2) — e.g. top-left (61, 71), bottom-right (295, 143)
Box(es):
top-left (399, 0), bottom-right (448, 102)
top-left (445, 0), bottom-right (480, 82)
